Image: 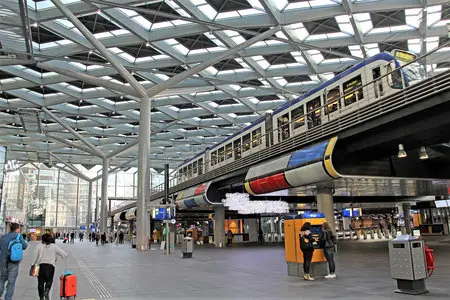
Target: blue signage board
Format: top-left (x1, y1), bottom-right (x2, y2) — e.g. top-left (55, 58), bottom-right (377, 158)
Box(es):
top-left (90, 225), bottom-right (95, 230)
top-left (80, 226), bottom-right (86, 230)
top-left (301, 213), bottom-right (324, 219)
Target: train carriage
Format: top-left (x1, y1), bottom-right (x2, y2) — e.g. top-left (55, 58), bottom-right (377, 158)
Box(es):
top-left (175, 50), bottom-right (424, 185)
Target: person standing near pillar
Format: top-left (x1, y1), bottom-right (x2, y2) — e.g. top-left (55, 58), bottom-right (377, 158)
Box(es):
top-left (320, 222), bottom-right (337, 279)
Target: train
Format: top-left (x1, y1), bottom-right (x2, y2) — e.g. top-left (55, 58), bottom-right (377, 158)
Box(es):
top-left (175, 49), bottom-right (425, 183)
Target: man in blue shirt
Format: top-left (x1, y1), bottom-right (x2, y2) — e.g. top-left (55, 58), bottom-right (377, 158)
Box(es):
top-left (0, 223), bottom-right (28, 300)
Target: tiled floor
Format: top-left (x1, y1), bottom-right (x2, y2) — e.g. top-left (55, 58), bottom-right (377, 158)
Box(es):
top-left (10, 236), bottom-right (450, 299)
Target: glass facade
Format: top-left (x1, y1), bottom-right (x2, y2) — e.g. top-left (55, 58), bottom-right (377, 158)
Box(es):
top-left (0, 162), bottom-right (168, 233)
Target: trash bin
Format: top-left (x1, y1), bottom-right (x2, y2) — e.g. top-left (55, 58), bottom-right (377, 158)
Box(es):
top-left (131, 235), bottom-right (136, 249)
top-left (389, 235), bottom-right (428, 295)
top-left (181, 237), bottom-right (193, 258)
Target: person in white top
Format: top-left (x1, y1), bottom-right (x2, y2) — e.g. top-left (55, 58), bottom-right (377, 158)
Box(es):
top-left (32, 234), bottom-right (67, 300)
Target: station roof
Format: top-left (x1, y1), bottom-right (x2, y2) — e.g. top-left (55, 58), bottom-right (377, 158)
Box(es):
top-left (0, 0), bottom-right (449, 170)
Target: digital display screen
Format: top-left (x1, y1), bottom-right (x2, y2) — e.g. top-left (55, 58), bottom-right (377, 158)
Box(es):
top-left (435, 200), bottom-right (449, 208)
top-left (343, 208), bottom-right (352, 217)
top-left (393, 50), bottom-right (416, 63)
top-left (352, 208), bottom-right (361, 217)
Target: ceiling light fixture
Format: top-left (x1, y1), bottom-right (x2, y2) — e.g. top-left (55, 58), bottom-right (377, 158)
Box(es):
top-left (419, 146), bottom-right (428, 160)
top-left (398, 144), bottom-right (407, 158)
top-left (145, 42), bottom-right (150, 47)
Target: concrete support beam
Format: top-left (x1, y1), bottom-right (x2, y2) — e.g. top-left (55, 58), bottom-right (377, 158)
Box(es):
top-left (214, 205), bottom-right (225, 247)
top-left (316, 187), bottom-right (335, 232)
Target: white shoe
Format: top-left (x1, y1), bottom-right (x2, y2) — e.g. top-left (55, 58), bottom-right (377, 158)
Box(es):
top-left (325, 274), bottom-right (336, 279)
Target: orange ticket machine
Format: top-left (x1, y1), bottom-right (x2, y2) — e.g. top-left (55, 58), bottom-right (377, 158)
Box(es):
top-left (284, 213), bottom-right (328, 278)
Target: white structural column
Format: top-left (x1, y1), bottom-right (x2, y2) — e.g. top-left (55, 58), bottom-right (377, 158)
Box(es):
top-left (101, 158), bottom-right (109, 234)
top-left (136, 97), bottom-right (151, 250)
top-left (214, 206), bottom-right (225, 247)
top-left (316, 187), bottom-right (335, 232)
top-left (87, 181), bottom-right (93, 233)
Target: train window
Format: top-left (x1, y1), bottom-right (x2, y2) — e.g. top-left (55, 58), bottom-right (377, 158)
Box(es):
top-left (218, 147), bottom-right (225, 163)
top-left (183, 166), bottom-right (187, 177)
top-left (211, 151), bottom-right (217, 166)
top-left (387, 62), bottom-right (403, 89)
top-left (234, 139), bottom-right (242, 159)
top-left (306, 97), bottom-right (321, 129)
top-left (343, 75), bottom-right (363, 106)
top-left (193, 161), bottom-right (197, 174)
top-left (225, 143), bottom-right (232, 159)
top-left (198, 158), bottom-right (203, 175)
top-left (187, 164), bottom-right (192, 177)
top-left (277, 114), bottom-right (290, 141)
top-left (252, 128), bottom-right (261, 148)
top-left (325, 87), bottom-right (340, 114)
top-left (243, 133), bottom-right (251, 152)
top-left (291, 106), bottom-right (305, 129)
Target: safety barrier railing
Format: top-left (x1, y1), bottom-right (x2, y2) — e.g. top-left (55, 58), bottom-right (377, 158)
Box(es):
top-left (144, 45), bottom-right (450, 200)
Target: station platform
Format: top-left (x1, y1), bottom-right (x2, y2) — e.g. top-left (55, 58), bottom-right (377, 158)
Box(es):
top-left (15, 237), bottom-right (450, 300)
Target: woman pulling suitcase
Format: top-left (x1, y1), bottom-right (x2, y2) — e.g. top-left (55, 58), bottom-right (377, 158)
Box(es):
top-left (32, 233), bottom-right (68, 300)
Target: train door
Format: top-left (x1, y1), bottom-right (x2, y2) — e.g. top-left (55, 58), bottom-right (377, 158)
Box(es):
top-left (265, 114), bottom-right (273, 147)
top-left (192, 160), bottom-right (198, 178)
top-left (198, 158), bottom-right (204, 175)
top-left (386, 61), bottom-right (404, 90)
top-left (371, 67), bottom-right (384, 99)
top-left (251, 127), bottom-right (262, 154)
top-left (210, 150), bottom-right (217, 170)
top-left (241, 133), bottom-right (251, 158)
top-left (323, 86), bottom-right (341, 123)
top-left (217, 146), bottom-right (225, 167)
top-left (277, 113), bottom-right (290, 142)
top-left (290, 104), bottom-right (307, 137)
top-left (234, 138), bottom-right (242, 161)
top-left (225, 143), bottom-right (233, 163)
top-left (306, 97), bottom-right (321, 129)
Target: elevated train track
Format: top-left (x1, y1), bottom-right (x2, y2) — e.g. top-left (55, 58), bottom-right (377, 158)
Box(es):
top-left (111, 68), bottom-right (450, 215)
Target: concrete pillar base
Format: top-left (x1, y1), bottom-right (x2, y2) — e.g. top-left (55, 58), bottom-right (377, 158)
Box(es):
top-left (214, 206), bottom-right (225, 248)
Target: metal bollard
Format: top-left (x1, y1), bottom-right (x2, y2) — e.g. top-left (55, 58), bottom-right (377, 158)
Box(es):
top-left (392, 230), bottom-right (397, 238)
top-left (385, 230), bottom-right (390, 239)
top-left (363, 229), bottom-right (368, 240)
top-left (356, 230), bottom-right (361, 240)
top-left (377, 229), bottom-right (382, 239)
top-left (370, 229), bottom-right (375, 239)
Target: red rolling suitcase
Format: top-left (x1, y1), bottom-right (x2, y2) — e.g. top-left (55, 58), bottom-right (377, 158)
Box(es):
top-left (60, 273), bottom-right (77, 299)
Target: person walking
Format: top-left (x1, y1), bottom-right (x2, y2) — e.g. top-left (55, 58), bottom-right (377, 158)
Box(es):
top-left (70, 232), bottom-right (75, 244)
top-left (95, 232), bottom-right (100, 246)
top-left (0, 223), bottom-right (28, 300)
top-left (33, 234), bottom-right (68, 300)
top-left (320, 222), bottom-right (337, 279)
top-left (101, 232), bottom-right (106, 245)
top-left (119, 231), bottom-right (124, 244)
top-left (300, 222), bottom-right (316, 281)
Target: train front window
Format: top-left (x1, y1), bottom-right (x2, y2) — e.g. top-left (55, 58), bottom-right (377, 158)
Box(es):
top-left (325, 87), bottom-right (340, 115)
top-left (225, 143), bottom-right (232, 159)
top-left (234, 139), bottom-right (242, 159)
top-left (343, 75), bottom-right (363, 105)
top-left (306, 97), bottom-right (321, 129)
top-left (252, 128), bottom-right (261, 148)
top-left (291, 106), bottom-right (305, 129)
top-left (243, 133), bottom-right (251, 152)
top-left (277, 114), bottom-right (290, 141)
top-left (403, 63), bottom-right (426, 84)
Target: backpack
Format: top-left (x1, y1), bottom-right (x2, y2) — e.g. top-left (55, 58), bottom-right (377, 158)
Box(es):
top-left (300, 234), bottom-right (313, 251)
top-left (8, 234), bottom-right (23, 262)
